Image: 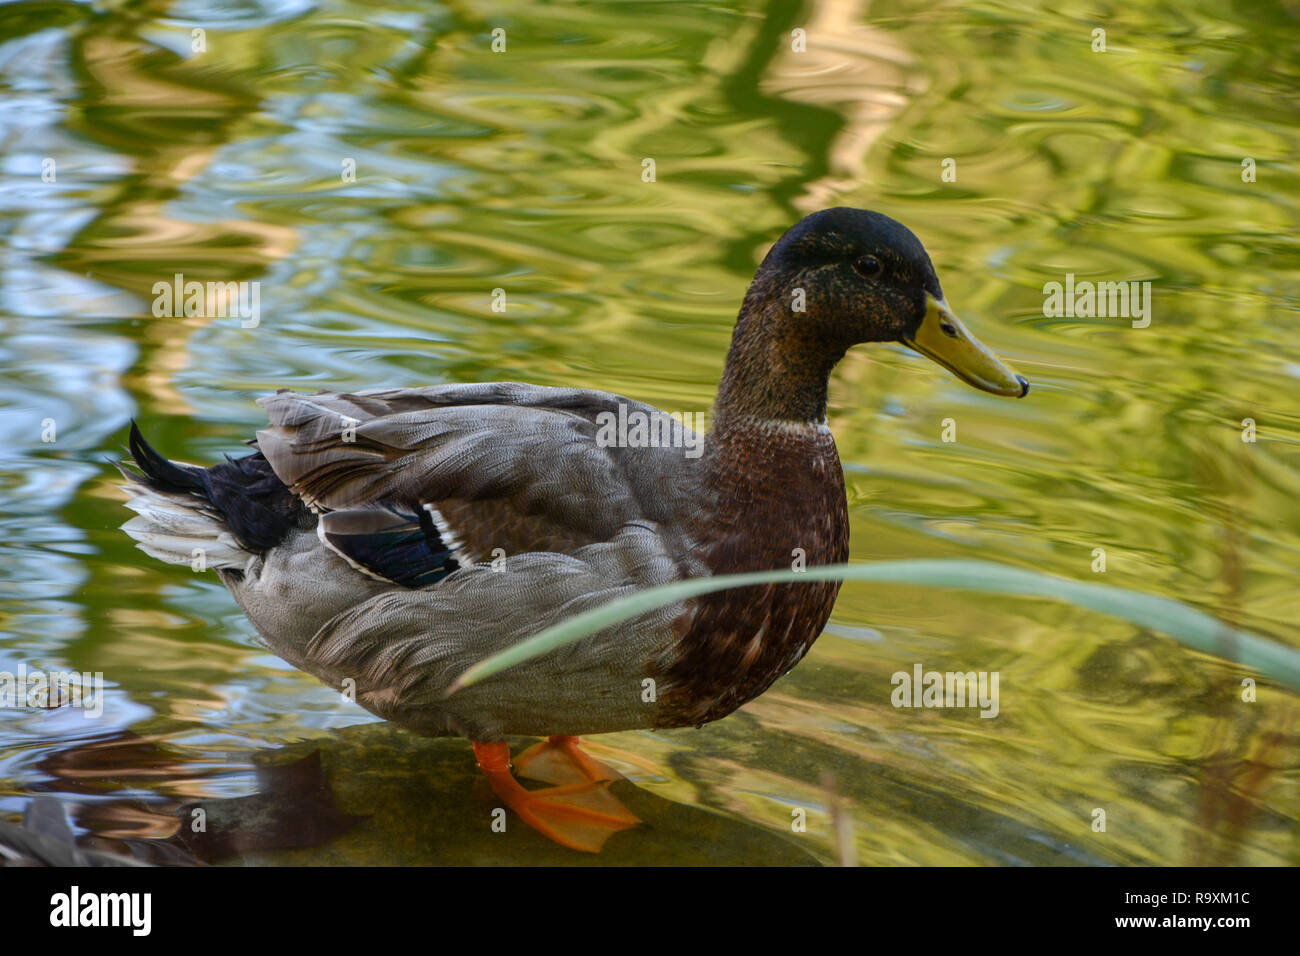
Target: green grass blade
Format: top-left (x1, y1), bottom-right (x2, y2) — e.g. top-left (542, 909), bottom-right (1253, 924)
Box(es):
top-left (447, 559), bottom-right (1300, 695)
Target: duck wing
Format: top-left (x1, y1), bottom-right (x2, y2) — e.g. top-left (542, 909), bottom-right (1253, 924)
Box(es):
top-left (255, 382), bottom-right (706, 583)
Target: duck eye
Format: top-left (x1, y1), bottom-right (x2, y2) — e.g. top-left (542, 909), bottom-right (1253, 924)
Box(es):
top-left (853, 255), bottom-right (881, 278)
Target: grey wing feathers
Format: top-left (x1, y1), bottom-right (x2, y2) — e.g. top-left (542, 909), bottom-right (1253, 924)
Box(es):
top-left (297, 527), bottom-right (690, 738)
top-left (254, 382), bottom-right (706, 556)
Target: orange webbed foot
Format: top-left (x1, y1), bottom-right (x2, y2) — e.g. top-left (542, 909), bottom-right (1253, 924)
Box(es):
top-left (473, 739), bottom-right (641, 853)
top-left (513, 735), bottom-right (625, 786)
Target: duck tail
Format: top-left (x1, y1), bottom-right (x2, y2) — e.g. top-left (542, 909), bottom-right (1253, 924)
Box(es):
top-left (125, 420), bottom-right (209, 495)
top-left (117, 422), bottom-right (251, 571)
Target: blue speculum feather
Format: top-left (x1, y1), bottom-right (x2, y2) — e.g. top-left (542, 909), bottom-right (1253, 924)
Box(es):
top-left (323, 505), bottom-right (460, 588)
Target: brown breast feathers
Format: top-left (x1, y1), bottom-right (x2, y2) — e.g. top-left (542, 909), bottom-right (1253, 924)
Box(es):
top-left (652, 418), bottom-right (849, 727)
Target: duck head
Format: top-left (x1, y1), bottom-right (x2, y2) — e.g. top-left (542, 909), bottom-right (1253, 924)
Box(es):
top-left (714, 207), bottom-right (1028, 424)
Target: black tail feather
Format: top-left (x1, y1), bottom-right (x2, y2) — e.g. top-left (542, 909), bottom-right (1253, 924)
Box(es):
top-left (127, 421), bottom-right (207, 494)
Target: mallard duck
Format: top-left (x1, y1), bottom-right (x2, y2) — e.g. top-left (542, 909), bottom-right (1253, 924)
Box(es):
top-left (120, 207), bottom-right (1027, 853)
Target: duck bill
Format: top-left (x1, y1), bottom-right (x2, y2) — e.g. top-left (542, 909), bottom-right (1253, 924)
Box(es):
top-left (902, 294), bottom-right (1029, 397)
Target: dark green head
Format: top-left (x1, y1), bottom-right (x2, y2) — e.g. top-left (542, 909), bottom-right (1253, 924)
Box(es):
top-left (754, 207), bottom-right (945, 344)
top-left (715, 207), bottom-right (1027, 424)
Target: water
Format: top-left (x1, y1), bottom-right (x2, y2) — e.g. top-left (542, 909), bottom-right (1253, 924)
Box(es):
top-left (0, 0), bottom-right (1297, 864)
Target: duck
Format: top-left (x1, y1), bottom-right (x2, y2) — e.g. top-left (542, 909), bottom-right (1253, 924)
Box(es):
top-left (119, 207), bottom-right (1028, 853)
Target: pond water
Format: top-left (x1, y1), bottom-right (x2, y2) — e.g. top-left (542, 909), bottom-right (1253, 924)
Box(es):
top-left (1, 0), bottom-right (1297, 865)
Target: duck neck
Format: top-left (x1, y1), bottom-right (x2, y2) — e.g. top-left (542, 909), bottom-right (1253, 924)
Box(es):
top-left (710, 296), bottom-right (843, 429)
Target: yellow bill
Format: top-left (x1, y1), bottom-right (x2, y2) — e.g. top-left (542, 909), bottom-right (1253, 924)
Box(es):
top-left (903, 294), bottom-right (1029, 397)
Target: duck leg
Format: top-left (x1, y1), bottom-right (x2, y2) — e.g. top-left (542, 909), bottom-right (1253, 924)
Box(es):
top-left (472, 740), bottom-right (641, 853)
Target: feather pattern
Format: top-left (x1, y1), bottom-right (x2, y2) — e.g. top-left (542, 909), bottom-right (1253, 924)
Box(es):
top-left (316, 504), bottom-right (461, 588)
